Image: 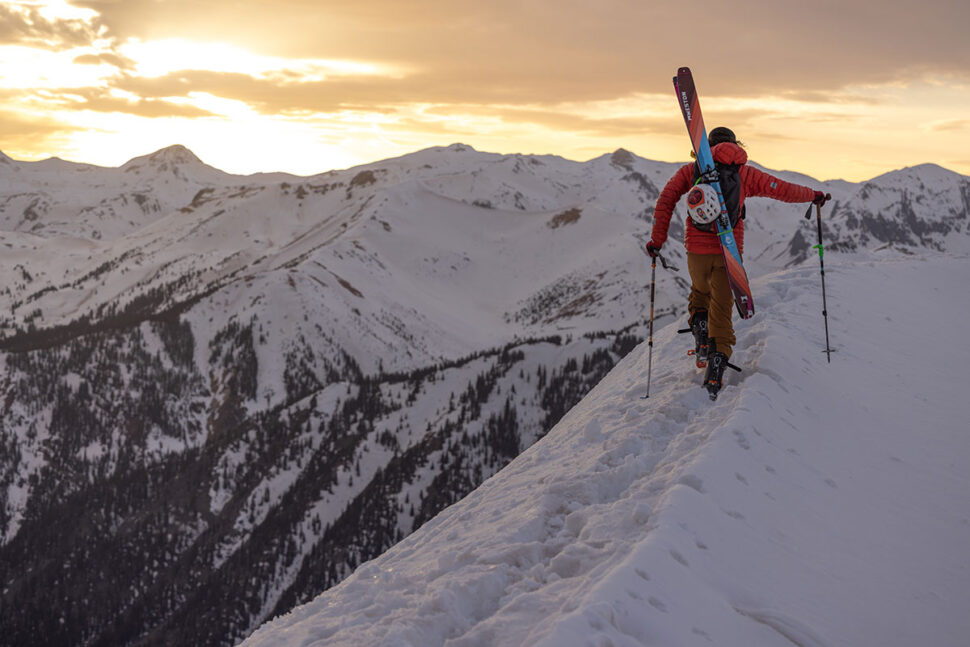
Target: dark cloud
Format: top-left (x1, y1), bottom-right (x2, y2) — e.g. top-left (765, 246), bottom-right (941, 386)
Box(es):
top-left (73, 52), bottom-right (136, 70)
top-left (70, 0), bottom-right (970, 102)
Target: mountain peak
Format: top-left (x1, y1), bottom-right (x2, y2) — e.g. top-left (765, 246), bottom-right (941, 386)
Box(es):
top-left (147, 144), bottom-right (203, 165)
top-left (610, 148), bottom-right (636, 168)
top-left (122, 144), bottom-right (205, 171)
top-left (414, 142), bottom-right (478, 155)
top-left (870, 162), bottom-right (963, 185)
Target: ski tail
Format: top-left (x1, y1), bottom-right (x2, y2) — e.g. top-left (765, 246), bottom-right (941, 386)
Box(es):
top-left (723, 248), bottom-right (754, 318)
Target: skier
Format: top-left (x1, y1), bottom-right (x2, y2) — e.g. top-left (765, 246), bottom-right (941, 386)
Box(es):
top-left (645, 126), bottom-right (827, 396)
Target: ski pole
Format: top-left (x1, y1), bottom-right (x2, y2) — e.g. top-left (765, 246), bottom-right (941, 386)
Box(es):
top-left (642, 247), bottom-right (676, 398)
top-left (805, 195), bottom-right (835, 362)
top-left (645, 255), bottom-right (658, 397)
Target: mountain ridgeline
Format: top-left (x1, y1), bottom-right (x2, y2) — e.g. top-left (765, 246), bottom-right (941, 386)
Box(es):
top-left (0, 144), bottom-right (967, 646)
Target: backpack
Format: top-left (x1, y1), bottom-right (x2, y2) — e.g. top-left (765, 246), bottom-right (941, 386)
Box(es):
top-left (690, 162), bottom-right (746, 232)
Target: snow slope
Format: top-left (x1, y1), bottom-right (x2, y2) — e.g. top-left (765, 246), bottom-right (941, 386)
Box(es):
top-left (241, 251), bottom-right (970, 647)
top-left (2, 143), bottom-right (968, 645)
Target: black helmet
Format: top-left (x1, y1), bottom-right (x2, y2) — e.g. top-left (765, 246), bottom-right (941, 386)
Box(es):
top-left (708, 127), bottom-right (737, 147)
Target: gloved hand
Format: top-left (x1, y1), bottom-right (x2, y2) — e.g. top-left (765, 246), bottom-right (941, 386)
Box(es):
top-left (645, 241), bottom-right (662, 258)
top-left (812, 191), bottom-right (831, 206)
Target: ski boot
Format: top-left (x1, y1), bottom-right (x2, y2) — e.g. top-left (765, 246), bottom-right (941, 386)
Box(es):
top-left (703, 349), bottom-right (728, 401)
top-left (678, 309), bottom-right (710, 368)
top-left (702, 341), bottom-right (741, 401)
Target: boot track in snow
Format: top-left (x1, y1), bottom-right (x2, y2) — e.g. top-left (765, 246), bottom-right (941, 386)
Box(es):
top-left (242, 253), bottom-right (970, 647)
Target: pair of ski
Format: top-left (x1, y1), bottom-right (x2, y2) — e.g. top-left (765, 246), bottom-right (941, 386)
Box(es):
top-left (674, 66), bottom-right (754, 321)
top-left (643, 67), bottom-right (751, 401)
top-left (675, 67), bottom-right (746, 401)
top-left (649, 68), bottom-right (831, 401)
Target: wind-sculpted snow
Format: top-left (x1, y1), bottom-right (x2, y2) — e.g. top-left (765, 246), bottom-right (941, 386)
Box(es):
top-left (241, 253), bottom-right (970, 647)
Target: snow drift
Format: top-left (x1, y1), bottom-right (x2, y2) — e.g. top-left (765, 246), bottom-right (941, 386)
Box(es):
top-left (241, 252), bottom-right (970, 647)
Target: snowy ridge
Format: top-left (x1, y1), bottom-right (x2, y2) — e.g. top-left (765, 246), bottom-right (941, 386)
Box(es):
top-left (0, 144), bottom-right (669, 371)
top-left (241, 252), bottom-right (970, 647)
top-left (2, 144), bottom-right (969, 646)
top-left (1, 144), bottom-right (967, 371)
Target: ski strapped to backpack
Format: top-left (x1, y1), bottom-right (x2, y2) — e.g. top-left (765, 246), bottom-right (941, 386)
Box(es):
top-left (690, 164), bottom-right (746, 232)
top-left (674, 67), bottom-right (755, 319)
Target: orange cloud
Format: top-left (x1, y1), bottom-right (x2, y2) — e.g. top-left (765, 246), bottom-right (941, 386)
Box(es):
top-left (71, 0), bottom-right (970, 98)
top-left (0, 104), bottom-right (73, 154)
top-left (0, 1), bottom-right (102, 50)
top-left (72, 51), bottom-right (135, 70)
top-left (0, 0), bottom-right (968, 182)
top-left (926, 119), bottom-right (970, 132)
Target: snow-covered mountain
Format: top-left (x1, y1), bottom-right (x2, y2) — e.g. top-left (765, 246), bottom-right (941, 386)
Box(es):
top-left (0, 143), bottom-right (967, 646)
top-left (241, 252), bottom-right (970, 647)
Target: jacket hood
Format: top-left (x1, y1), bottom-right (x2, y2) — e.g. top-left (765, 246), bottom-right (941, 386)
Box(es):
top-left (712, 142), bottom-right (748, 166)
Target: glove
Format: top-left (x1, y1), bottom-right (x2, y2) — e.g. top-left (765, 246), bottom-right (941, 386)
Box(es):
top-left (645, 242), bottom-right (662, 258)
top-left (812, 191), bottom-right (831, 206)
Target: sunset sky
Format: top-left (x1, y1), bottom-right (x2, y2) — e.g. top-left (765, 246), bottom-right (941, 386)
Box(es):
top-left (1, 0), bottom-right (968, 181)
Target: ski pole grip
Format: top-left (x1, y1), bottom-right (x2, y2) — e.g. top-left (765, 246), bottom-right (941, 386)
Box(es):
top-left (805, 193), bottom-right (832, 219)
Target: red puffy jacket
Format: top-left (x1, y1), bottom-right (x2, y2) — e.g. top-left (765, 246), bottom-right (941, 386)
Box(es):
top-left (650, 142), bottom-right (816, 255)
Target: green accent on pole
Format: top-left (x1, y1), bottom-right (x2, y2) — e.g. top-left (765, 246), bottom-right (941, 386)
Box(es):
top-left (813, 243), bottom-right (824, 259)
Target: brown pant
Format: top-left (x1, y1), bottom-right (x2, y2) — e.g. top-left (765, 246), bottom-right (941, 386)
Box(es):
top-left (687, 252), bottom-right (736, 359)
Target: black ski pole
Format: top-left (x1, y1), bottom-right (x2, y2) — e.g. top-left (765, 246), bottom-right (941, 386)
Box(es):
top-left (645, 255), bottom-right (658, 397)
top-left (642, 247), bottom-right (676, 398)
top-left (805, 195), bottom-right (835, 362)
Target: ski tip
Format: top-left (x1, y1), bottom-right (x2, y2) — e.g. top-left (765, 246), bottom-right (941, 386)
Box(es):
top-left (677, 66), bottom-right (692, 75)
